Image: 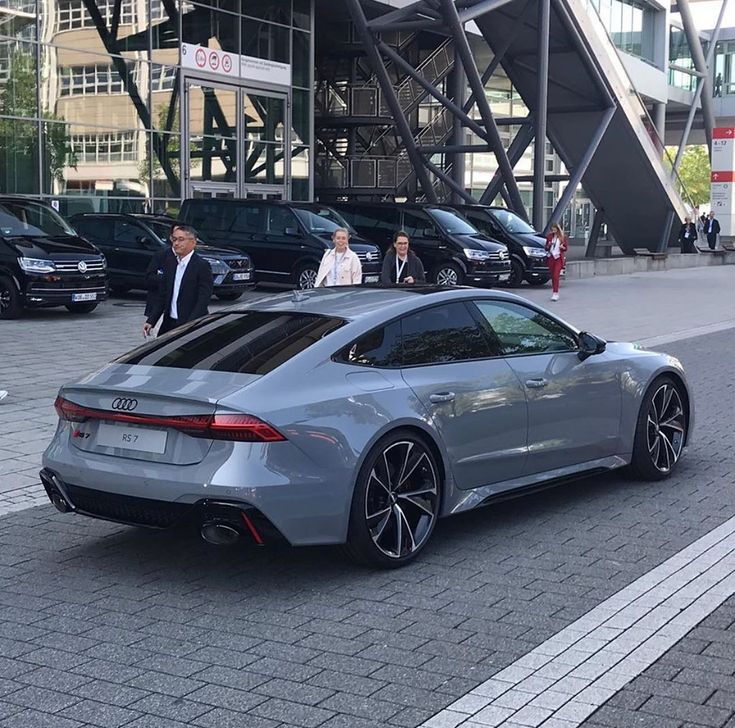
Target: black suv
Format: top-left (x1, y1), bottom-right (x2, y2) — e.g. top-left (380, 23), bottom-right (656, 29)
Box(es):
top-left (331, 202), bottom-right (510, 287)
top-left (179, 199), bottom-right (382, 289)
top-left (454, 205), bottom-right (550, 287)
top-left (0, 197), bottom-right (108, 319)
top-left (70, 213), bottom-right (255, 301)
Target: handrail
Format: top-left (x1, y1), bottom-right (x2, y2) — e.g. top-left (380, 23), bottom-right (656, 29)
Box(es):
top-left (578, 0), bottom-right (696, 212)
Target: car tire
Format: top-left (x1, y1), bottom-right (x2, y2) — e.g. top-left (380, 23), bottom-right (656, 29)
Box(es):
top-left (295, 263), bottom-right (318, 290)
top-left (433, 262), bottom-right (463, 286)
top-left (0, 276), bottom-right (22, 319)
top-left (344, 429), bottom-right (441, 569)
top-left (507, 259), bottom-right (525, 288)
top-left (65, 302), bottom-right (98, 314)
top-left (216, 291), bottom-right (243, 301)
top-left (525, 275), bottom-right (550, 287)
top-left (629, 376), bottom-right (688, 481)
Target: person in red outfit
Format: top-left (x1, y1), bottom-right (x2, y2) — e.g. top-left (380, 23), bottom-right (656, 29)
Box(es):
top-left (545, 222), bottom-right (568, 301)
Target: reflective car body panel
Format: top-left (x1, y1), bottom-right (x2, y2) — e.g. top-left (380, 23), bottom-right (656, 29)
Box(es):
top-left (42, 287), bottom-right (693, 546)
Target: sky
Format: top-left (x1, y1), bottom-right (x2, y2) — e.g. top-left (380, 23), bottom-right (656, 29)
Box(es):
top-left (684, 0), bottom-right (735, 30)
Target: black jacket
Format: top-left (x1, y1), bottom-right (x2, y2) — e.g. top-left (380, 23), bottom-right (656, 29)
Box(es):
top-left (678, 222), bottom-right (697, 242)
top-left (705, 218), bottom-right (721, 237)
top-left (380, 252), bottom-right (426, 284)
top-left (146, 251), bottom-right (214, 326)
top-left (144, 247), bottom-right (174, 317)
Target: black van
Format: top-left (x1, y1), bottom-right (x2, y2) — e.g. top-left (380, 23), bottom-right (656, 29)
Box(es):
top-left (70, 213), bottom-right (255, 301)
top-left (0, 197), bottom-right (108, 319)
top-left (454, 205), bottom-right (550, 288)
top-left (179, 199), bottom-right (382, 289)
top-left (331, 202), bottom-right (510, 287)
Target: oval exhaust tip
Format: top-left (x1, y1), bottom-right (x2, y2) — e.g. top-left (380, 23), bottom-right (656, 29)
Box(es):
top-left (200, 521), bottom-right (241, 546)
top-left (50, 493), bottom-right (72, 513)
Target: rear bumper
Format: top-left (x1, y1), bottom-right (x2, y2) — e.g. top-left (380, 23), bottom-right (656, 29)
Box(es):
top-left (40, 469), bottom-right (286, 544)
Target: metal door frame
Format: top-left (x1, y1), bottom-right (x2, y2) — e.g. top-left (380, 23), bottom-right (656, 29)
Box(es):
top-left (182, 74), bottom-right (290, 199)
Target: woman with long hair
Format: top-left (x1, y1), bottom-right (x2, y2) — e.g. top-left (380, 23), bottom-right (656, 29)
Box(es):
top-left (380, 231), bottom-right (426, 284)
top-left (545, 222), bottom-right (568, 301)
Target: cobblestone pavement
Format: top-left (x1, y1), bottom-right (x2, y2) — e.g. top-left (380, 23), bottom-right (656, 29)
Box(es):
top-left (0, 267), bottom-right (733, 727)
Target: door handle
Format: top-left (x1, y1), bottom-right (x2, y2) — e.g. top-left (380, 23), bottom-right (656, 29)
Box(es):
top-left (525, 378), bottom-right (548, 389)
top-left (429, 391), bottom-right (455, 403)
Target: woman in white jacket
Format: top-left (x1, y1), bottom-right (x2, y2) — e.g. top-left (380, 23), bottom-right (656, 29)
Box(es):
top-left (315, 227), bottom-right (363, 287)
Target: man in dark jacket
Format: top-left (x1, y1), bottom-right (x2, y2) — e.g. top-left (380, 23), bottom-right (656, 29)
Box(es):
top-left (678, 216), bottom-right (698, 254)
top-left (144, 243), bottom-right (174, 318)
top-left (380, 231), bottom-right (426, 284)
top-left (705, 212), bottom-right (721, 250)
top-left (143, 224), bottom-right (213, 337)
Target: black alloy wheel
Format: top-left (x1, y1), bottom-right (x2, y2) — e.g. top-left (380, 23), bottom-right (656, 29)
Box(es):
top-left (506, 258), bottom-right (525, 288)
top-left (346, 430), bottom-right (440, 568)
top-left (0, 276), bottom-right (21, 319)
top-left (630, 376), bottom-right (687, 480)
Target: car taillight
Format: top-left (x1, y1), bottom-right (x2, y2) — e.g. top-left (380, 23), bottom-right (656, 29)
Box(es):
top-left (54, 396), bottom-right (285, 443)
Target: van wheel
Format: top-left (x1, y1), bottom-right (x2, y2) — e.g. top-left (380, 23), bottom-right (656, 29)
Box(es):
top-left (65, 302), bottom-right (98, 314)
top-left (507, 259), bottom-right (525, 287)
top-left (344, 429), bottom-right (441, 568)
top-left (433, 262), bottom-right (463, 286)
top-left (0, 276), bottom-right (21, 319)
top-left (295, 263), bottom-right (318, 289)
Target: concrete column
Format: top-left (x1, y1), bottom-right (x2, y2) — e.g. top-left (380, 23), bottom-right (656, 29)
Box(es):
top-left (652, 102), bottom-right (666, 141)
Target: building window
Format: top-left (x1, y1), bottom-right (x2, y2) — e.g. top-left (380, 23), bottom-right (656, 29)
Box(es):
top-left (70, 131), bottom-right (138, 163)
top-left (58, 64), bottom-right (139, 96)
top-left (56, 0), bottom-right (136, 32)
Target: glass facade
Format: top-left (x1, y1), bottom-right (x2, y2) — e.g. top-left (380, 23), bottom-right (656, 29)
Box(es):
top-left (669, 26), bottom-right (697, 92)
top-left (0, 0), bottom-right (314, 215)
top-left (714, 40), bottom-right (735, 97)
top-left (587, 0), bottom-right (654, 64)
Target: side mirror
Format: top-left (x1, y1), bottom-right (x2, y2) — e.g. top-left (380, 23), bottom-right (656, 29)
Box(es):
top-left (422, 227), bottom-right (437, 238)
top-left (578, 331), bottom-right (606, 361)
top-left (284, 227), bottom-right (300, 237)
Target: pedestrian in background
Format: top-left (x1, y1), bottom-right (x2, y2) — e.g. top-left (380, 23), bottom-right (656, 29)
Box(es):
top-left (315, 227), bottom-right (362, 287)
top-left (144, 230), bottom-right (175, 319)
top-left (678, 216), bottom-right (698, 254)
top-left (380, 231), bottom-right (426, 284)
top-left (705, 211), bottom-right (721, 250)
top-left (696, 212), bottom-right (706, 245)
top-left (545, 222), bottom-right (568, 302)
top-left (143, 224), bottom-right (213, 337)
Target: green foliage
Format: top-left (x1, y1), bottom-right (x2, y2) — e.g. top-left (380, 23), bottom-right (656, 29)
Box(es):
top-left (0, 48), bottom-right (76, 190)
top-left (665, 144), bottom-right (711, 206)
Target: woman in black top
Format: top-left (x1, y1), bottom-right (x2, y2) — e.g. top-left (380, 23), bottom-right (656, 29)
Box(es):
top-left (380, 231), bottom-right (426, 284)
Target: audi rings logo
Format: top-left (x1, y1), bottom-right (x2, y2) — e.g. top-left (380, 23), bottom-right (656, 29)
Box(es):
top-left (111, 397), bottom-right (138, 411)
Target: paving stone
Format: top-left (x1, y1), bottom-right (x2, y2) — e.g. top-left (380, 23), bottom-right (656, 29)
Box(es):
top-left (58, 699), bottom-right (143, 727)
top-left (0, 708), bottom-right (84, 728)
top-left (249, 697), bottom-right (335, 727)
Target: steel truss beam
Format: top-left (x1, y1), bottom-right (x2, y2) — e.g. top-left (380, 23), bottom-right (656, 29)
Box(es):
top-left (481, 121), bottom-right (535, 204)
top-left (439, 0), bottom-right (527, 216)
top-left (345, 0), bottom-right (438, 202)
top-left (533, 0), bottom-right (550, 230)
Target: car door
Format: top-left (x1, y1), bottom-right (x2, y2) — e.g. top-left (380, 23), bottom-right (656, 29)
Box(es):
top-left (472, 299), bottom-right (622, 474)
top-left (398, 301), bottom-right (528, 489)
top-left (112, 220), bottom-right (159, 288)
top-left (229, 204), bottom-right (274, 280)
top-left (265, 206), bottom-right (313, 276)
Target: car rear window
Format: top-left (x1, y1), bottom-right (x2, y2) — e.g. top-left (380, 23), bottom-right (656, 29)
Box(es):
top-left (115, 311), bottom-right (345, 374)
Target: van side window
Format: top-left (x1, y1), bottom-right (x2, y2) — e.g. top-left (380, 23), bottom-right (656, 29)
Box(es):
top-left (402, 210), bottom-right (436, 238)
top-left (231, 206), bottom-right (266, 234)
top-left (353, 207), bottom-right (398, 231)
top-left (184, 202), bottom-right (237, 232)
top-left (268, 207), bottom-right (299, 235)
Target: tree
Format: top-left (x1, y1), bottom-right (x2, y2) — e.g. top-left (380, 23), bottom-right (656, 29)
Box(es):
top-left (665, 144), bottom-right (711, 206)
top-left (0, 48), bottom-right (76, 192)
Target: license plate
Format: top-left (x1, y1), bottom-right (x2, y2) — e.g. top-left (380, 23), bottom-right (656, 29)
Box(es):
top-left (72, 292), bottom-right (97, 302)
top-left (364, 275), bottom-right (379, 283)
top-left (96, 422), bottom-right (167, 454)
top-left (232, 272), bottom-right (251, 281)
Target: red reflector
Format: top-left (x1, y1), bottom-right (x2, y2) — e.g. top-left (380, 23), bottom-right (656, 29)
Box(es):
top-left (54, 396), bottom-right (285, 443)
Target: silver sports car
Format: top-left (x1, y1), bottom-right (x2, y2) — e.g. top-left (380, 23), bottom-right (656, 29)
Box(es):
top-left (41, 286), bottom-right (692, 567)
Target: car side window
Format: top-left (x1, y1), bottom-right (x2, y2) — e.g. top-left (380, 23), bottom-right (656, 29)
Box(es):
top-left (337, 320), bottom-right (402, 368)
top-left (401, 302), bottom-right (498, 366)
top-left (401, 210), bottom-right (436, 238)
top-left (268, 207), bottom-right (299, 235)
top-left (353, 207), bottom-right (398, 231)
top-left (184, 201), bottom-right (236, 232)
top-left (114, 221), bottom-right (147, 248)
top-left (473, 300), bottom-right (578, 356)
top-left (73, 218), bottom-right (113, 243)
top-left (231, 205), bottom-right (266, 234)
